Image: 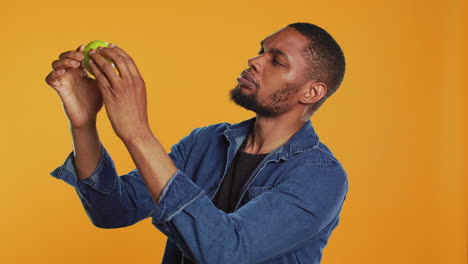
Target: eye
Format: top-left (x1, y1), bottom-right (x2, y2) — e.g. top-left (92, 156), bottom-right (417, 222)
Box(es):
top-left (272, 57), bottom-right (282, 66)
top-left (258, 48), bottom-right (283, 66)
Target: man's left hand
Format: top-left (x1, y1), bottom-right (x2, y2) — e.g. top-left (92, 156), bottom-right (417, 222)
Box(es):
top-left (88, 44), bottom-right (151, 142)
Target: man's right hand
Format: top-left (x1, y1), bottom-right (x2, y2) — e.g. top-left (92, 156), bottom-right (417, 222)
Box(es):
top-left (45, 44), bottom-right (103, 128)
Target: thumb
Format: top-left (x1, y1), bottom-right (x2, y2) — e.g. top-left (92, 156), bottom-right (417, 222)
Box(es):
top-left (75, 44), bottom-right (87, 72)
top-left (76, 44), bottom-right (85, 52)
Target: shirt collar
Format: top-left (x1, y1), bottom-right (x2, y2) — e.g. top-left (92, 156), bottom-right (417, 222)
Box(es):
top-left (223, 116), bottom-right (320, 161)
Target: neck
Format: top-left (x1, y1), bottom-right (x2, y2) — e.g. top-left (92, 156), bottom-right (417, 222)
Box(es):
top-left (243, 112), bottom-right (307, 155)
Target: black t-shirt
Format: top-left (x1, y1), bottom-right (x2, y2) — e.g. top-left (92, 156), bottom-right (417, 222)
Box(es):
top-left (212, 140), bottom-right (269, 213)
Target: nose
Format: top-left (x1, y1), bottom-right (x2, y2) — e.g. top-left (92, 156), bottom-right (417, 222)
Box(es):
top-left (247, 55), bottom-right (261, 73)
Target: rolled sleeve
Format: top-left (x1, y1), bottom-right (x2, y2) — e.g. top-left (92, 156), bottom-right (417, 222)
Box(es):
top-left (148, 162), bottom-right (348, 264)
top-left (151, 170), bottom-right (206, 223)
top-left (49, 142), bottom-right (117, 195)
top-left (50, 143), bottom-right (158, 228)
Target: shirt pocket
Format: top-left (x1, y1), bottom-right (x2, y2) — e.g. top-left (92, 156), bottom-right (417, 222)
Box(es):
top-left (246, 186), bottom-right (273, 200)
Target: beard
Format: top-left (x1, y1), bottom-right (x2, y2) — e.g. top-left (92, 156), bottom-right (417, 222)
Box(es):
top-left (229, 83), bottom-right (299, 117)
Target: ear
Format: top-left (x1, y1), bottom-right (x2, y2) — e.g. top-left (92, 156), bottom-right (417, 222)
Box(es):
top-left (299, 81), bottom-right (327, 104)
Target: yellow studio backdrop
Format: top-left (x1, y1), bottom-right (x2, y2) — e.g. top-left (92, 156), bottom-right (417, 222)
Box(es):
top-left (0, 0), bottom-right (466, 263)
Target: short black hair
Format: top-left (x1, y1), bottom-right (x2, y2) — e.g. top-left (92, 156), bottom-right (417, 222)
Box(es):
top-left (286, 22), bottom-right (346, 115)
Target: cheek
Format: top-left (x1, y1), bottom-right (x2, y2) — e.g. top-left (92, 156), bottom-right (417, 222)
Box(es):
top-left (262, 67), bottom-right (296, 87)
top-left (258, 82), bottom-right (279, 98)
top-left (271, 86), bottom-right (297, 104)
top-left (261, 73), bottom-right (282, 94)
top-left (283, 71), bottom-right (301, 83)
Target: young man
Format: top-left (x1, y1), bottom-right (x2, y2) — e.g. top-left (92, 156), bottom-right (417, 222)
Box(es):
top-left (45, 22), bottom-right (348, 264)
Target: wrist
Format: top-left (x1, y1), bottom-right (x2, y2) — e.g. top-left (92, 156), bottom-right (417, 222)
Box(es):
top-left (121, 126), bottom-right (154, 147)
top-left (69, 118), bottom-right (97, 131)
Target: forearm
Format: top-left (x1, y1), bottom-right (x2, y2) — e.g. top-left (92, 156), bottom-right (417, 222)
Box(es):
top-left (69, 120), bottom-right (102, 180)
top-left (122, 128), bottom-right (178, 203)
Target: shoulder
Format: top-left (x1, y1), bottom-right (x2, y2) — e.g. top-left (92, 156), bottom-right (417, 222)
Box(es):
top-left (289, 141), bottom-right (343, 167)
top-left (186, 122), bottom-right (231, 140)
top-left (281, 141), bottom-right (348, 185)
top-left (272, 143), bottom-right (348, 208)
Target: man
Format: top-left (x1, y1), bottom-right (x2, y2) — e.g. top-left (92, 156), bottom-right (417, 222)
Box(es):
top-left (45, 22), bottom-right (348, 264)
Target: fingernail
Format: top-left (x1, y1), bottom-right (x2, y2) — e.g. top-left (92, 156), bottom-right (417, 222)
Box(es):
top-left (109, 43), bottom-right (116, 48)
top-left (57, 69), bottom-right (65, 74)
top-left (71, 60), bottom-right (79, 66)
top-left (97, 46), bottom-right (103, 52)
top-left (89, 59), bottom-right (94, 64)
top-left (89, 49), bottom-right (96, 55)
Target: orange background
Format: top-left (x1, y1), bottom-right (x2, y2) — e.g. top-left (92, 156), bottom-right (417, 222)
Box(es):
top-left (1, 0), bottom-right (466, 263)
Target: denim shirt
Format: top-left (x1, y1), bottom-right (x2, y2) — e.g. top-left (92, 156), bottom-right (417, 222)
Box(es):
top-left (50, 117), bottom-right (348, 264)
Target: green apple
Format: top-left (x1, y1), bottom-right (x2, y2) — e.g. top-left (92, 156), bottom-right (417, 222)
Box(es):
top-left (82, 40), bottom-right (114, 75)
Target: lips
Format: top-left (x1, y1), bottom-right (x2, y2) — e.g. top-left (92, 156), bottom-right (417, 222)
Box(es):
top-left (238, 71), bottom-right (257, 88)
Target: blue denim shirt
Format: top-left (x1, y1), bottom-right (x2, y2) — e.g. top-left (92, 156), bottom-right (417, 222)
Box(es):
top-left (50, 117), bottom-right (348, 264)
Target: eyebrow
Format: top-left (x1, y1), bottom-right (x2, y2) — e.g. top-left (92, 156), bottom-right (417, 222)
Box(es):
top-left (260, 39), bottom-right (289, 61)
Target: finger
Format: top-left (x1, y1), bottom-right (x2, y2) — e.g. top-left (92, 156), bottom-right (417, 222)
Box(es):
top-left (52, 58), bottom-right (81, 70)
top-left (45, 68), bottom-right (66, 88)
top-left (56, 45), bottom-right (85, 70)
top-left (89, 49), bottom-right (120, 86)
top-left (108, 44), bottom-right (142, 77)
top-left (59, 50), bottom-right (84, 62)
top-left (97, 46), bottom-right (131, 79)
top-left (88, 57), bottom-right (112, 96)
